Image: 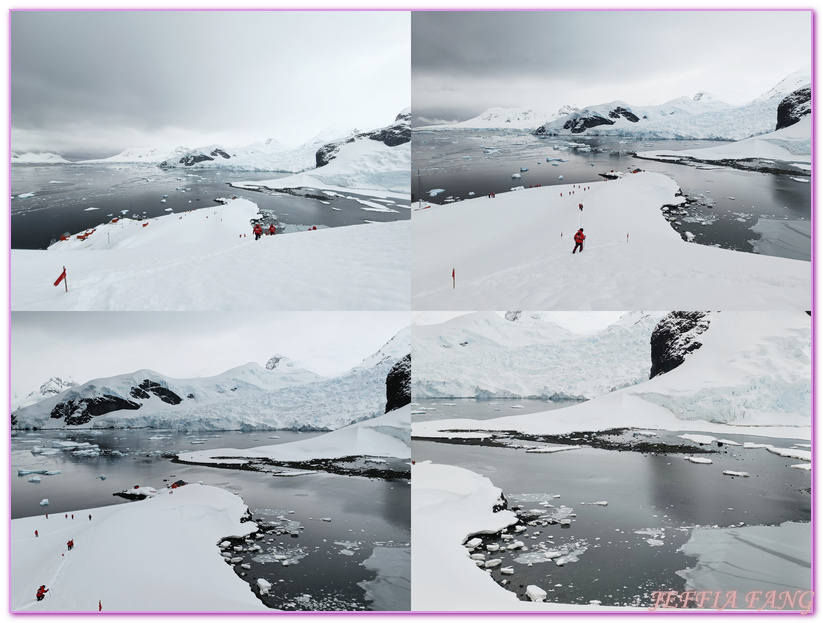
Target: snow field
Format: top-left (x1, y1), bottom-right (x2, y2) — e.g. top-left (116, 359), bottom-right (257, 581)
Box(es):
top-left (12, 215), bottom-right (410, 311)
top-left (11, 484), bottom-right (268, 611)
top-left (411, 172), bottom-right (809, 310)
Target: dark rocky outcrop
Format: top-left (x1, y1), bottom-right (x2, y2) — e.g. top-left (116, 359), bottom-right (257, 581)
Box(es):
top-left (776, 86), bottom-right (811, 130)
top-left (50, 395), bottom-right (142, 426)
top-left (563, 115), bottom-right (615, 133)
top-left (649, 312), bottom-right (711, 379)
top-left (162, 148), bottom-right (232, 168)
top-left (129, 380), bottom-right (183, 405)
top-left (316, 109), bottom-right (410, 168)
top-left (385, 354), bottom-right (411, 413)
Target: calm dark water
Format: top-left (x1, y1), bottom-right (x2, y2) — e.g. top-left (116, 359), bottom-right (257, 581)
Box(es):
top-left (12, 429), bottom-right (410, 611)
top-left (11, 164), bottom-right (410, 250)
top-left (412, 130), bottom-right (810, 260)
top-left (414, 429), bottom-right (810, 607)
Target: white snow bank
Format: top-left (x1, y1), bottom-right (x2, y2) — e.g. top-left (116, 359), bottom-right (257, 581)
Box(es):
top-left (178, 405), bottom-right (411, 465)
top-left (412, 172), bottom-right (809, 310)
top-left (235, 136), bottom-right (410, 197)
top-left (12, 205), bottom-right (410, 311)
top-left (637, 116), bottom-right (811, 164)
top-left (11, 484), bottom-right (267, 611)
top-left (413, 312), bottom-right (810, 440)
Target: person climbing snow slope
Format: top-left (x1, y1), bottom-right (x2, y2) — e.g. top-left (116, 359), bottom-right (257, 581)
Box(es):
top-left (573, 228), bottom-right (586, 254)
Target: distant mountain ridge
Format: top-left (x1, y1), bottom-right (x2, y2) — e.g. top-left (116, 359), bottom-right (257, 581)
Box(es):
top-left (13, 328), bottom-right (410, 431)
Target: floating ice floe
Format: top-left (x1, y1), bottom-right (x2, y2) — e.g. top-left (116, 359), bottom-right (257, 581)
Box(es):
top-left (685, 457), bottom-right (713, 464)
top-left (524, 446), bottom-right (580, 454)
top-left (511, 174), bottom-right (521, 179)
top-left (39, 499), bottom-right (49, 506)
top-left (427, 189), bottom-right (445, 197)
top-left (722, 470), bottom-right (750, 477)
top-left (16, 192), bottom-right (35, 198)
top-left (684, 232), bottom-right (695, 242)
top-left (520, 168), bottom-right (529, 172)
top-left (679, 434), bottom-right (716, 445)
top-left (765, 447), bottom-right (811, 462)
top-left (28, 476), bottom-right (41, 483)
top-left (465, 537), bottom-right (483, 549)
top-left (791, 177), bottom-right (810, 183)
top-left (84, 207), bottom-right (98, 211)
top-left (558, 175), bottom-right (564, 180)
top-left (257, 579), bottom-right (272, 595)
top-left (97, 474), bottom-right (107, 480)
top-left (526, 585), bottom-right (547, 602)
top-left (791, 464), bottom-right (811, 471)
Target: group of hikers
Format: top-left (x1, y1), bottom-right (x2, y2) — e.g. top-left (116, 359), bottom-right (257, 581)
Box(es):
top-left (32, 511), bottom-right (93, 606)
top-left (252, 223), bottom-right (276, 240)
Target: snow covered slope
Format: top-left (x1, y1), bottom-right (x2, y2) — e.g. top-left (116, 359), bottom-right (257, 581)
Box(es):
top-left (11, 378), bottom-right (78, 412)
top-left (533, 71), bottom-right (810, 141)
top-left (234, 111), bottom-right (411, 196)
top-left (11, 152), bottom-right (72, 164)
top-left (637, 115), bottom-right (811, 164)
top-left (11, 484), bottom-right (267, 611)
top-left (12, 198), bottom-right (410, 311)
top-left (423, 107), bottom-right (557, 131)
top-left (13, 329), bottom-right (410, 431)
top-left (412, 172), bottom-right (809, 310)
top-left (77, 146), bottom-right (191, 165)
top-left (413, 311), bottom-right (663, 399)
top-left (179, 403), bottom-right (411, 465)
top-left (48, 198), bottom-right (261, 251)
top-left (413, 311), bottom-right (811, 440)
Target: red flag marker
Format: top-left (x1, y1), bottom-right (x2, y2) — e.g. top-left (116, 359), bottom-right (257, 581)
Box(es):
top-left (452, 268), bottom-right (455, 289)
top-left (54, 267), bottom-right (67, 292)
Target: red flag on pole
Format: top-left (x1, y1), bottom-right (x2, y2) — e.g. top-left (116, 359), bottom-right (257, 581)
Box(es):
top-left (452, 268), bottom-right (455, 289)
top-left (53, 268), bottom-right (67, 287)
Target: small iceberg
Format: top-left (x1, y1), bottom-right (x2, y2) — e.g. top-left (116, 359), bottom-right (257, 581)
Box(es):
top-left (520, 167), bottom-right (529, 172)
top-left (558, 175), bottom-right (564, 180)
top-left (511, 173), bottom-right (521, 179)
top-left (28, 476), bottom-right (41, 483)
top-left (97, 474), bottom-right (107, 481)
top-left (39, 499), bottom-right (49, 506)
top-left (427, 189), bottom-right (445, 197)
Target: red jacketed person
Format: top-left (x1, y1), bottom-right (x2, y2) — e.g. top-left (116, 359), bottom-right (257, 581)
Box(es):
top-left (573, 228), bottom-right (586, 254)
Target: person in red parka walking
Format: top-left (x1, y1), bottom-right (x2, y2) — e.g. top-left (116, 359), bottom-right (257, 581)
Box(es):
top-left (253, 224), bottom-right (263, 240)
top-left (268, 224), bottom-right (276, 236)
top-left (573, 228), bottom-right (585, 254)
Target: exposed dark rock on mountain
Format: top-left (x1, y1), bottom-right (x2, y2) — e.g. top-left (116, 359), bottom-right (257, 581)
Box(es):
top-left (649, 312), bottom-right (711, 379)
top-left (385, 354), bottom-right (411, 413)
top-left (316, 109), bottom-right (410, 168)
top-left (50, 395), bottom-right (142, 426)
top-left (776, 86), bottom-right (811, 130)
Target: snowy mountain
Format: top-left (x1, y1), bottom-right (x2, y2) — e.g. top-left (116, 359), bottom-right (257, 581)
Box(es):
top-left (413, 311), bottom-right (811, 438)
top-left (776, 86), bottom-right (811, 130)
top-left (11, 152), bottom-right (72, 164)
top-left (11, 377), bottom-right (78, 411)
top-left (234, 110), bottom-right (411, 195)
top-left (418, 107), bottom-right (559, 131)
top-left (77, 146), bottom-right (191, 165)
top-left (413, 311), bottom-right (665, 400)
top-left (317, 108), bottom-right (410, 167)
top-left (12, 328), bottom-right (410, 431)
top-left (649, 312), bottom-right (710, 379)
top-left (533, 71), bottom-right (811, 141)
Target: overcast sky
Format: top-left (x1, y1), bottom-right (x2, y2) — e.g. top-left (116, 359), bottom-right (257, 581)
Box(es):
top-left (11, 10), bottom-right (410, 159)
top-left (11, 312), bottom-right (410, 397)
top-left (412, 10), bottom-right (811, 126)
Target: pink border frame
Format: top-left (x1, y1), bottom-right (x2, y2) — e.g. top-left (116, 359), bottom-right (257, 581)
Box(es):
top-left (5, 6), bottom-right (816, 617)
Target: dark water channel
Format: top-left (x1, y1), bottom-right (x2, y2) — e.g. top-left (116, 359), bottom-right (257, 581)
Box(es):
top-left (12, 429), bottom-right (410, 611)
top-left (412, 129), bottom-right (810, 260)
top-left (414, 429), bottom-right (810, 608)
top-left (11, 164), bottom-right (409, 250)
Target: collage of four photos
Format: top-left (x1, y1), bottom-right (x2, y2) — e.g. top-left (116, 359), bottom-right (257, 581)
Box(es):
top-left (8, 9), bottom-right (813, 614)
